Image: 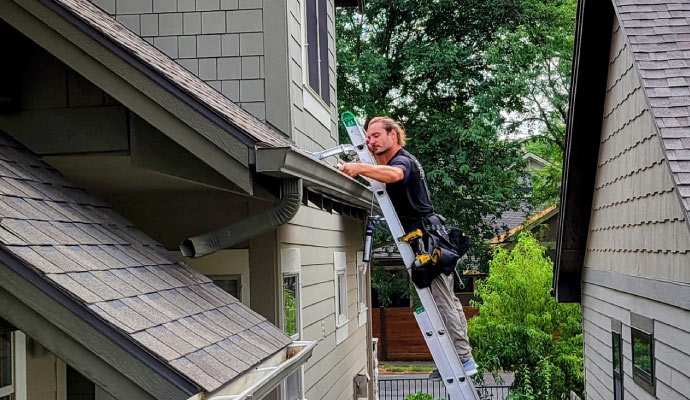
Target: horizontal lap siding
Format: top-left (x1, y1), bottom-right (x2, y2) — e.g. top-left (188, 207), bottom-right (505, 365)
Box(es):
top-left (582, 17), bottom-right (690, 400)
top-left (583, 280), bottom-right (690, 399)
top-left (279, 205), bottom-right (367, 399)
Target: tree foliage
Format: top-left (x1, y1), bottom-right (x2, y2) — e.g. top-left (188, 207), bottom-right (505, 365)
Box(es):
top-left (468, 233), bottom-right (583, 399)
top-left (337, 0), bottom-right (577, 263)
top-left (337, 0), bottom-right (529, 260)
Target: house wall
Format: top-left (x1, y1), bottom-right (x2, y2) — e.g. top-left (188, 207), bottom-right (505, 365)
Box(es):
top-left (86, 0), bottom-right (339, 150)
top-left (581, 17), bottom-right (690, 400)
top-left (278, 204), bottom-right (368, 400)
top-left (286, 0), bottom-right (339, 152)
top-left (585, 18), bottom-right (690, 283)
top-left (88, 0), bottom-right (269, 122)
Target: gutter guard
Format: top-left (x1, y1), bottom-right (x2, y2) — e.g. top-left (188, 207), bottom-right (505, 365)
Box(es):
top-left (207, 340), bottom-right (316, 400)
top-left (256, 147), bottom-right (375, 211)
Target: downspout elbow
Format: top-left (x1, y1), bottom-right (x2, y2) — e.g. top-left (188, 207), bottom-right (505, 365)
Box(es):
top-left (180, 178), bottom-right (302, 258)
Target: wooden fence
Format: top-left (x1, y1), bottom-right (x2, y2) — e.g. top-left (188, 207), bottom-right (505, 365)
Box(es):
top-left (372, 306), bottom-right (479, 361)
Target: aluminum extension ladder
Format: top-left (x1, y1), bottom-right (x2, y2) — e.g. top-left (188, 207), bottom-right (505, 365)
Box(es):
top-left (312, 112), bottom-right (480, 400)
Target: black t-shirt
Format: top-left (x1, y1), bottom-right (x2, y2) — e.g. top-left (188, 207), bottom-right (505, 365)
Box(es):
top-left (386, 149), bottom-right (434, 231)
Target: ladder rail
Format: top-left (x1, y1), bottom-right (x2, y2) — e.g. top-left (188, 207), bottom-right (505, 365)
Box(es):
top-left (340, 112), bottom-right (480, 400)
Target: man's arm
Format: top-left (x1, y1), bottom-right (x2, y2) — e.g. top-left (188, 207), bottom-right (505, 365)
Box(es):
top-left (339, 162), bottom-right (404, 183)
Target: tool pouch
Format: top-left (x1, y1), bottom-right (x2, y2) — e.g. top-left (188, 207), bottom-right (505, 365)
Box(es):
top-left (410, 260), bottom-right (440, 288)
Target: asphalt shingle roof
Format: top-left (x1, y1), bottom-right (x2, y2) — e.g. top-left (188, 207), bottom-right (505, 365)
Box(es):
top-left (0, 131), bottom-right (291, 392)
top-left (51, 0), bottom-right (292, 149)
top-left (615, 0), bottom-right (690, 216)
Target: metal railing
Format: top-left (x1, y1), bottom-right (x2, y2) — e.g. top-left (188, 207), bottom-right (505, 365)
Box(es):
top-left (377, 376), bottom-right (511, 400)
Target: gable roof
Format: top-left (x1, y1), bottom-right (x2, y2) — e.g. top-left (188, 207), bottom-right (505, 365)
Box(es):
top-left (0, 130), bottom-right (292, 394)
top-left (554, 0), bottom-right (690, 302)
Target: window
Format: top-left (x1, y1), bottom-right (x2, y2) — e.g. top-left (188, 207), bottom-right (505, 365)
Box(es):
top-left (356, 251), bottom-right (368, 327)
top-left (305, 0), bottom-right (330, 104)
top-left (334, 252), bottom-right (348, 327)
top-left (630, 313), bottom-right (655, 396)
top-left (212, 275), bottom-right (242, 301)
top-left (0, 333), bottom-right (13, 400)
top-left (283, 275), bottom-right (299, 339)
top-left (612, 331), bottom-right (623, 400)
top-left (631, 327), bottom-right (654, 394)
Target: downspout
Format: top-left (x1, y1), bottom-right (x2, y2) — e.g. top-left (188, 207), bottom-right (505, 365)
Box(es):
top-left (180, 179), bottom-right (302, 258)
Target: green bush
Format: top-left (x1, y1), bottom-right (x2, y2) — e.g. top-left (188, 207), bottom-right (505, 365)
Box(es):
top-left (468, 232), bottom-right (583, 399)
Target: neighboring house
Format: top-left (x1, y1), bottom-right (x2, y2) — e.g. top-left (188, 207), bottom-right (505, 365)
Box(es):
top-left (555, 1), bottom-right (690, 399)
top-left (0, 0), bottom-right (373, 400)
top-left (490, 205), bottom-right (559, 256)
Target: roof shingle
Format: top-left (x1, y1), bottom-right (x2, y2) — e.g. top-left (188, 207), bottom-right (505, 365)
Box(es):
top-left (0, 130), bottom-right (290, 392)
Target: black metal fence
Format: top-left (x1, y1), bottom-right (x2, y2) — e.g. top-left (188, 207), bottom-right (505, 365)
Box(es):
top-left (377, 376), bottom-right (511, 400)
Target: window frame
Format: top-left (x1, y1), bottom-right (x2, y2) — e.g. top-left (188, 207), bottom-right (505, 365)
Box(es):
top-left (356, 251), bottom-right (368, 327)
top-left (301, 0), bottom-right (333, 128)
top-left (282, 273), bottom-right (300, 341)
top-left (0, 330), bottom-right (26, 400)
top-left (630, 326), bottom-right (655, 395)
top-left (280, 248), bottom-right (304, 400)
top-left (0, 332), bottom-right (14, 399)
top-left (611, 329), bottom-right (623, 400)
top-left (210, 274), bottom-right (242, 302)
top-left (334, 252), bottom-right (348, 328)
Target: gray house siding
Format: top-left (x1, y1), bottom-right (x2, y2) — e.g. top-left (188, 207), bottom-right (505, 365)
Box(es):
top-left (89, 0), bottom-right (268, 121)
top-left (581, 17), bottom-right (690, 400)
top-left (279, 204), bottom-right (368, 400)
top-left (88, 0), bottom-right (339, 149)
top-left (584, 18), bottom-right (690, 283)
top-left (286, 0), bottom-right (339, 152)
top-left (582, 281), bottom-right (690, 399)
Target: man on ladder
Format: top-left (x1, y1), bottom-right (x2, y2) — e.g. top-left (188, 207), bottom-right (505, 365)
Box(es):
top-left (338, 116), bottom-right (478, 380)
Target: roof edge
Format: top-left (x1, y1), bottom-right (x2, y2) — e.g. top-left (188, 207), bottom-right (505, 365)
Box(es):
top-left (554, 0), bottom-right (615, 303)
top-left (32, 0), bottom-right (260, 150)
top-left (0, 243), bottom-right (199, 398)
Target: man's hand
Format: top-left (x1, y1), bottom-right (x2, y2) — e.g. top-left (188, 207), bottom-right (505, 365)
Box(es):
top-left (339, 162), bottom-right (362, 177)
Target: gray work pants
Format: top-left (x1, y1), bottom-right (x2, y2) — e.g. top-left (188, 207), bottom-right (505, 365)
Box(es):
top-left (430, 272), bottom-right (472, 362)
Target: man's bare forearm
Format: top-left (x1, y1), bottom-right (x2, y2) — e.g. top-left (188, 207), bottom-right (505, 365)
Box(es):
top-left (340, 163), bottom-right (404, 183)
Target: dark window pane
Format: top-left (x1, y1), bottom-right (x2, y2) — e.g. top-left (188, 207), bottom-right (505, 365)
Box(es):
top-left (318, 0), bottom-right (330, 103)
top-left (213, 277), bottom-right (240, 300)
top-left (633, 334), bottom-right (652, 377)
top-left (283, 276), bottom-right (297, 337)
top-left (338, 273), bottom-right (347, 318)
top-left (612, 333), bottom-right (621, 375)
top-left (0, 395), bottom-right (10, 400)
top-left (0, 333), bottom-right (11, 388)
top-left (306, 0), bottom-right (319, 93)
top-left (67, 365), bottom-right (95, 400)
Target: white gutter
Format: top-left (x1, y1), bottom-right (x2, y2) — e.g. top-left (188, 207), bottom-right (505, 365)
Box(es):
top-left (205, 341), bottom-right (316, 400)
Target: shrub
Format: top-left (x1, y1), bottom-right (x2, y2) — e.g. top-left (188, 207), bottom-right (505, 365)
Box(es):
top-left (468, 232), bottom-right (583, 399)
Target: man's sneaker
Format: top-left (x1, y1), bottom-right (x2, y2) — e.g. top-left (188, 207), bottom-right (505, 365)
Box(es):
top-left (428, 369), bottom-right (441, 382)
top-left (462, 358), bottom-right (478, 376)
top-left (428, 359), bottom-right (477, 382)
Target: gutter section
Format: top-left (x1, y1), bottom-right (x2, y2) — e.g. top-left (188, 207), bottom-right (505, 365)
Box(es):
top-left (255, 147), bottom-right (375, 210)
top-left (180, 178), bottom-right (302, 258)
top-left (207, 341), bottom-right (316, 400)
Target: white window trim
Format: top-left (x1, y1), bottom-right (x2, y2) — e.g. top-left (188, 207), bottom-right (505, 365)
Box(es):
top-left (356, 251), bottom-right (368, 328)
top-left (281, 248), bottom-right (305, 400)
top-left (0, 331), bottom-right (26, 400)
top-left (334, 251), bottom-right (348, 328)
top-left (300, 0), bottom-right (332, 129)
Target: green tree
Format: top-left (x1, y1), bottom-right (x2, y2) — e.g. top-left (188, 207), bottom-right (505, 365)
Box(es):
top-left (337, 0), bottom-right (577, 265)
top-left (468, 233), bottom-right (583, 399)
top-left (337, 0), bottom-right (530, 264)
